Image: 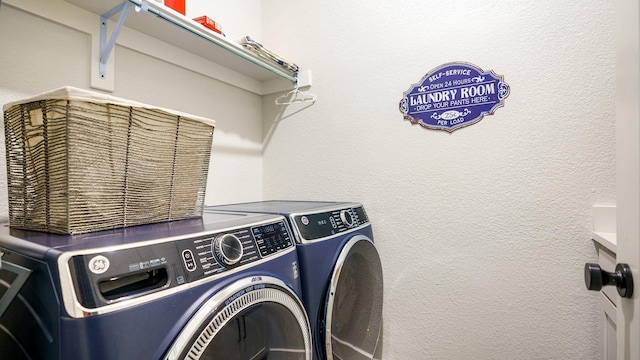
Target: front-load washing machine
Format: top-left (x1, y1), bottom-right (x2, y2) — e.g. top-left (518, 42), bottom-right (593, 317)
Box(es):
top-left (206, 201), bottom-right (384, 360)
top-left (0, 211), bottom-right (311, 360)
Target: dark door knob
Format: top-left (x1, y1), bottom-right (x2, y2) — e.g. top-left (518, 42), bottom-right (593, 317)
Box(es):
top-left (584, 263), bottom-right (634, 299)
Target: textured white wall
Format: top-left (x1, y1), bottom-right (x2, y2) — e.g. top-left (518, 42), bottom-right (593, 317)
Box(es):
top-left (261, 1), bottom-right (614, 359)
top-left (0, 2), bottom-right (264, 221)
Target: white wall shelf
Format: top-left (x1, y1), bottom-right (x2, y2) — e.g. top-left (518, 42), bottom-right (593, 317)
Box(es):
top-left (592, 205), bottom-right (617, 253)
top-left (65, 0), bottom-right (298, 90)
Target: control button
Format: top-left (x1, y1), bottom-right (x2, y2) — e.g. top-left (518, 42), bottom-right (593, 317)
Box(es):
top-left (213, 234), bottom-right (244, 266)
top-left (182, 249), bottom-right (197, 272)
top-left (340, 209), bottom-right (355, 228)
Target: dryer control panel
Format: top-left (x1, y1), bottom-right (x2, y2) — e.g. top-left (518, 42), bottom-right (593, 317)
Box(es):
top-left (292, 205), bottom-right (369, 241)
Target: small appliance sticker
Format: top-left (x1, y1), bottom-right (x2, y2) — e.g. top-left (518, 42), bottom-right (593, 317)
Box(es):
top-left (399, 62), bottom-right (510, 132)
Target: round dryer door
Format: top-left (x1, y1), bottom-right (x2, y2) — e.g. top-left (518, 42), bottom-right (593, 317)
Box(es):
top-left (164, 277), bottom-right (311, 360)
top-left (325, 236), bottom-right (383, 360)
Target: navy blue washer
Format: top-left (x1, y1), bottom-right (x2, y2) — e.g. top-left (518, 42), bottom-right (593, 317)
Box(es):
top-left (0, 212), bottom-right (311, 360)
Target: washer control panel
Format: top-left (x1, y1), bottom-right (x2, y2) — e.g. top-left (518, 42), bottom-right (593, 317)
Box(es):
top-left (293, 205), bottom-right (369, 241)
top-left (179, 219), bottom-right (293, 282)
top-left (62, 216), bottom-right (294, 315)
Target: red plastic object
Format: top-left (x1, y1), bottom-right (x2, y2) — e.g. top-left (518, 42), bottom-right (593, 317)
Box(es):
top-left (193, 15), bottom-right (223, 35)
top-left (164, 0), bottom-right (185, 15)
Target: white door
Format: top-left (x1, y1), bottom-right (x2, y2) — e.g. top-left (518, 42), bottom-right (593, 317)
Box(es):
top-left (616, 0), bottom-right (640, 359)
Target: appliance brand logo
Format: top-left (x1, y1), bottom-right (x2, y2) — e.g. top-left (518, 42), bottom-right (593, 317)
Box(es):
top-left (399, 62), bottom-right (510, 132)
top-left (88, 255), bottom-right (110, 274)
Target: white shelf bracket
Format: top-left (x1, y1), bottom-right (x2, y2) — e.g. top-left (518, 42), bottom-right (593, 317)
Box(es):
top-left (99, 1), bottom-right (140, 79)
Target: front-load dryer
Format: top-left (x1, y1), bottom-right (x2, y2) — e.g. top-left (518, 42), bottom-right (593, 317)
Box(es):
top-left (206, 201), bottom-right (384, 360)
top-left (0, 211), bottom-right (311, 360)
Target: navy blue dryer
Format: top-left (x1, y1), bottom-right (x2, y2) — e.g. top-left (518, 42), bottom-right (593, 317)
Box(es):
top-left (207, 201), bottom-right (384, 360)
top-left (0, 212), bottom-right (312, 360)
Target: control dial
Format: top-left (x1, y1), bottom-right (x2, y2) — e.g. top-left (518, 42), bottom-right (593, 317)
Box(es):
top-left (213, 234), bottom-right (244, 266)
top-left (340, 209), bottom-right (355, 228)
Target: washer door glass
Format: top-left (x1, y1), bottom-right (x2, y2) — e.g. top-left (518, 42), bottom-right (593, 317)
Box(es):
top-left (164, 277), bottom-right (311, 360)
top-left (202, 302), bottom-right (306, 360)
top-left (325, 237), bottom-right (383, 360)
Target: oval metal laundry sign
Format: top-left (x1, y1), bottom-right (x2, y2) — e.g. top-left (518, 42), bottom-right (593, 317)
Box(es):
top-left (399, 62), bottom-right (510, 132)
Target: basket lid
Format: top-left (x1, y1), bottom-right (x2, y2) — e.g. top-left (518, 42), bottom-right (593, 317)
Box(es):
top-left (2, 86), bottom-right (216, 128)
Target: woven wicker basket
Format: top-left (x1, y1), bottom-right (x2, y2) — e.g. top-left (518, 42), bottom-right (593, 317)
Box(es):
top-left (3, 87), bottom-right (215, 234)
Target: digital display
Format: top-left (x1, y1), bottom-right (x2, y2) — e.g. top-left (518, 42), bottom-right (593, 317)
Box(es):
top-left (354, 207), bottom-right (369, 222)
top-left (252, 221), bottom-right (293, 257)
